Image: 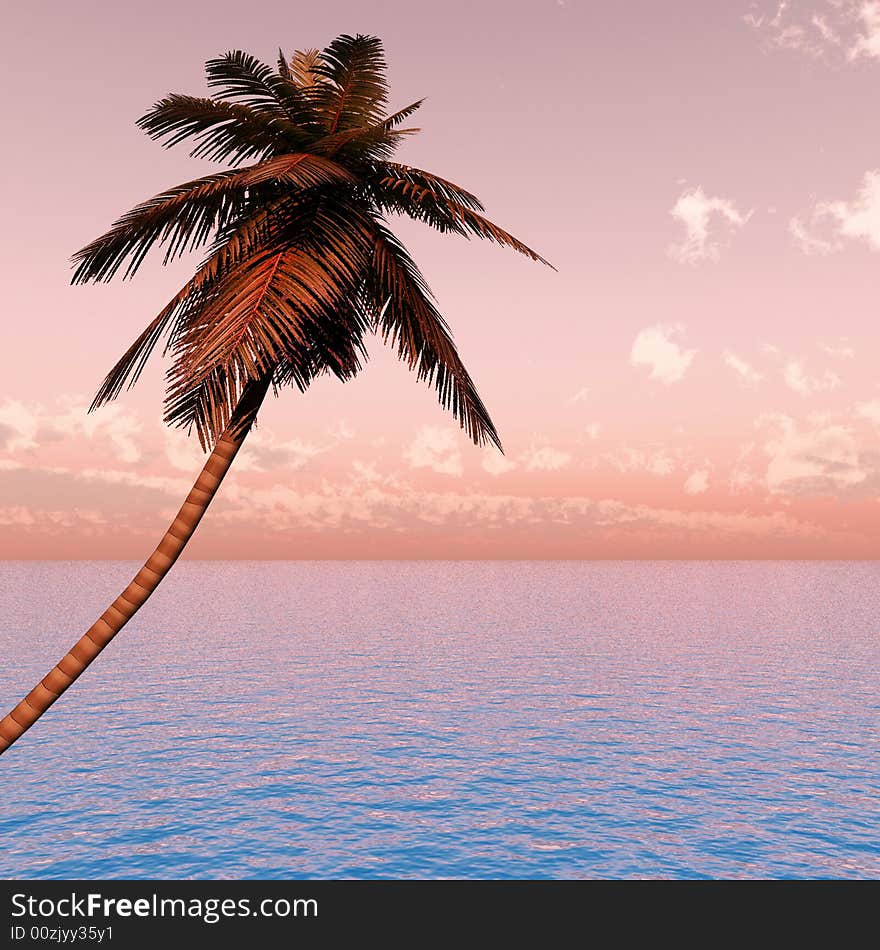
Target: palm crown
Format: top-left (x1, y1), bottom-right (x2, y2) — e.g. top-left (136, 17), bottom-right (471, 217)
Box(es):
top-left (74, 34), bottom-right (549, 451)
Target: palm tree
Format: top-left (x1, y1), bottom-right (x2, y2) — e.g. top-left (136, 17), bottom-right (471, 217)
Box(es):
top-left (0, 34), bottom-right (549, 756)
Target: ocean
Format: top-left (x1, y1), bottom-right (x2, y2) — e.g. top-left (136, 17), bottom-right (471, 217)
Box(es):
top-left (0, 560), bottom-right (877, 879)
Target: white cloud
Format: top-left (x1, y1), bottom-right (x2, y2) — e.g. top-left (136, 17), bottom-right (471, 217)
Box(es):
top-left (0, 397), bottom-right (142, 462)
top-left (404, 426), bottom-right (463, 476)
top-left (522, 445), bottom-right (571, 472)
top-left (585, 423), bottom-right (601, 440)
top-left (789, 216), bottom-right (839, 255)
top-left (792, 170), bottom-right (880, 254)
top-left (215, 472), bottom-right (823, 541)
top-left (0, 401), bottom-right (40, 452)
top-left (631, 324), bottom-right (696, 384)
top-left (0, 505), bottom-right (106, 531)
top-left (482, 449), bottom-right (517, 476)
top-left (607, 447), bottom-right (676, 476)
top-left (783, 360), bottom-right (841, 396)
top-left (850, 1), bottom-right (880, 59)
top-left (76, 467), bottom-right (191, 496)
top-left (821, 340), bottom-right (855, 358)
top-left (668, 186), bottom-right (752, 264)
top-left (165, 430), bottom-right (207, 472)
top-left (165, 424), bottom-right (323, 475)
top-left (745, 1), bottom-right (880, 61)
top-left (684, 469), bottom-right (710, 495)
top-left (760, 414), bottom-right (867, 494)
top-left (857, 399), bottom-right (880, 424)
top-left (723, 351), bottom-right (762, 386)
top-left (570, 387), bottom-right (590, 404)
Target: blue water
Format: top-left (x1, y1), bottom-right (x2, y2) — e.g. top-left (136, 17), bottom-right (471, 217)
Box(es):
top-left (0, 561), bottom-right (878, 879)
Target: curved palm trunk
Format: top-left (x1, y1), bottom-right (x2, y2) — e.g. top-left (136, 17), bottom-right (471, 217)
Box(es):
top-left (0, 376), bottom-right (271, 757)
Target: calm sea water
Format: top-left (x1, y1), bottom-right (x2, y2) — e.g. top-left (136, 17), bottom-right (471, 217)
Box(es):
top-left (0, 561), bottom-right (878, 879)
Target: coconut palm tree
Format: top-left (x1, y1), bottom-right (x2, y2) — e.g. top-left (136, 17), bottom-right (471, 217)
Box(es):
top-left (0, 34), bottom-right (549, 756)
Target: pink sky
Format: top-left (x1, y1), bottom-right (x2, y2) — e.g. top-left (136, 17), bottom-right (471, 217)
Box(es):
top-left (3, 0), bottom-right (880, 558)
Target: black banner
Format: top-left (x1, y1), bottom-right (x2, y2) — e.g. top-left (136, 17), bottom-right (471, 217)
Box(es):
top-left (0, 879), bottom-right (872, 946)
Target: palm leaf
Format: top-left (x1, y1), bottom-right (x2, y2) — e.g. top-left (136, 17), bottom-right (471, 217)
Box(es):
top-left (164, 203), bottom-right (376, 446)
top-left (372, 164), bottom-right (553, 267)
top-left (312, 34), bottom-right (388, 132)
top-left (72, 153), bottom-right (355, 283)
top-left (137, 94), bottom-right (303, 164)
top-left (366, 223), bottom-right (501, 449)
top-left (312, 100), bottom-right (424, 159)
top-left (288, 49), bottom-right (324, 89)
top-left (205, 50), bottom-right (319, 128)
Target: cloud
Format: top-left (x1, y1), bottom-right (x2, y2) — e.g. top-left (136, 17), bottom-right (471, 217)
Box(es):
top-left (792, 170), bottom-right (880, 254)
top-left (857, 399), bottom-right (880, 424)
top-left (684, 469), bottom-right (710, 495)
top-left (403, 426), bottom-right (463, 476)
top-left (0, 401), bottom-right (39, 452)
top-left (668, 186), bottom-right (752, 264)
top-left (584, 423), bottom-right (601, 440)
top-left (522, 445), bottom-right (571, 472)
top-left (0, 505), bottom-right (106, 531)
top-left (745, 1), bottom-right (880, 61)
top-left (0, 397), bottom-right (142, 463)
top-left (631, 324), bottom-right (696, 384)
top-left (77, 467), bottom-right (191, 497)
top-left (821, 340), bottom-right (855, 358)
top-left (607, 447), bottom-right (676, 476)
top-left (723, 351), bottom-right (762, 386)
top-left (570, 387), bottom-right (591, 404)
top-left (783, 360), bottom-right (841, 395)
top-left (482, 449), bottom-right (517, 476)
top-left (215, 469), bottom-right (823, 542)
top-left (760, 413), bottom-right (867, 494)
top-left (165, 422), bottom-right (326, 475)
top-left (789, 216), bottom-right (839, 255)
top-left (850, 1), bottom-right (880, 59)
top-left (238, 429), bottom-right (323, 473)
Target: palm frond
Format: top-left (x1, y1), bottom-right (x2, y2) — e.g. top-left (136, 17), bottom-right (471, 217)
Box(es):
top-left (137, 94), bottom-right (304, 165)
top-left (312, 34), bottom-right (388, 132)
top-left (89, 195), bottom-right (298, 410)
top-left (366, 223), bottom-right (501, 449)
top-left (72, 153), bottom-right (355, 283)
top-left (312, 99), bottom-right (424, 159)
top-left (288, 49), bottom-right (324, 89)
top-left (277, 48), bottom-right (293, 80)
top-left (372, 164), bottom-right (553, 267)
top-left (205, 50), bottom-right (318, 128)
top-left (164, 202), bottom-right (375, 446)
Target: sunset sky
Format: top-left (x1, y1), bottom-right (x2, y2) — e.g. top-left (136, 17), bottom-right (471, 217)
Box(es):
top-left (3, 0), bottom-right (880, 558)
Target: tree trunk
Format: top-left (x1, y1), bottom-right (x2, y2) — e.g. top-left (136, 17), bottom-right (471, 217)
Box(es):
top-left (0, 376), bottom-right (271, 756)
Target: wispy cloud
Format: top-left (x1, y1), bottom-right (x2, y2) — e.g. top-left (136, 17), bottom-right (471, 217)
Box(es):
top-left (783, 360), bottom-right (841, 395)
top-left (850, 0), bottom-right (880, 59)
top-left (404, 426), bottom-right (463, 476)
top-left (821, 340), bottom-right (856, 358)
top-left (631, 324), bottom-right (696, 384)
top-left (0, 397), bottom-right (142, 463)
top-left (760, 413), bottom-right (868, 494)
top-left (607, 447), bottom-right (676, 477)
top-left (791, 169), bottom-right (880, 254)
top-left (522, 445), bottom-right (572, 472)
top-left (668, 186), bottom-right (752, 264)
top-left (683, 469), bottom-right (710, 495)
top-left (745, 1), bottom-right (880, 61)
top-left (856, 399), bottom-right (880, 424)
top-left (482, 449), bottom-right (517, 476)
top-left (723, 351), bottom-right (762, 386)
